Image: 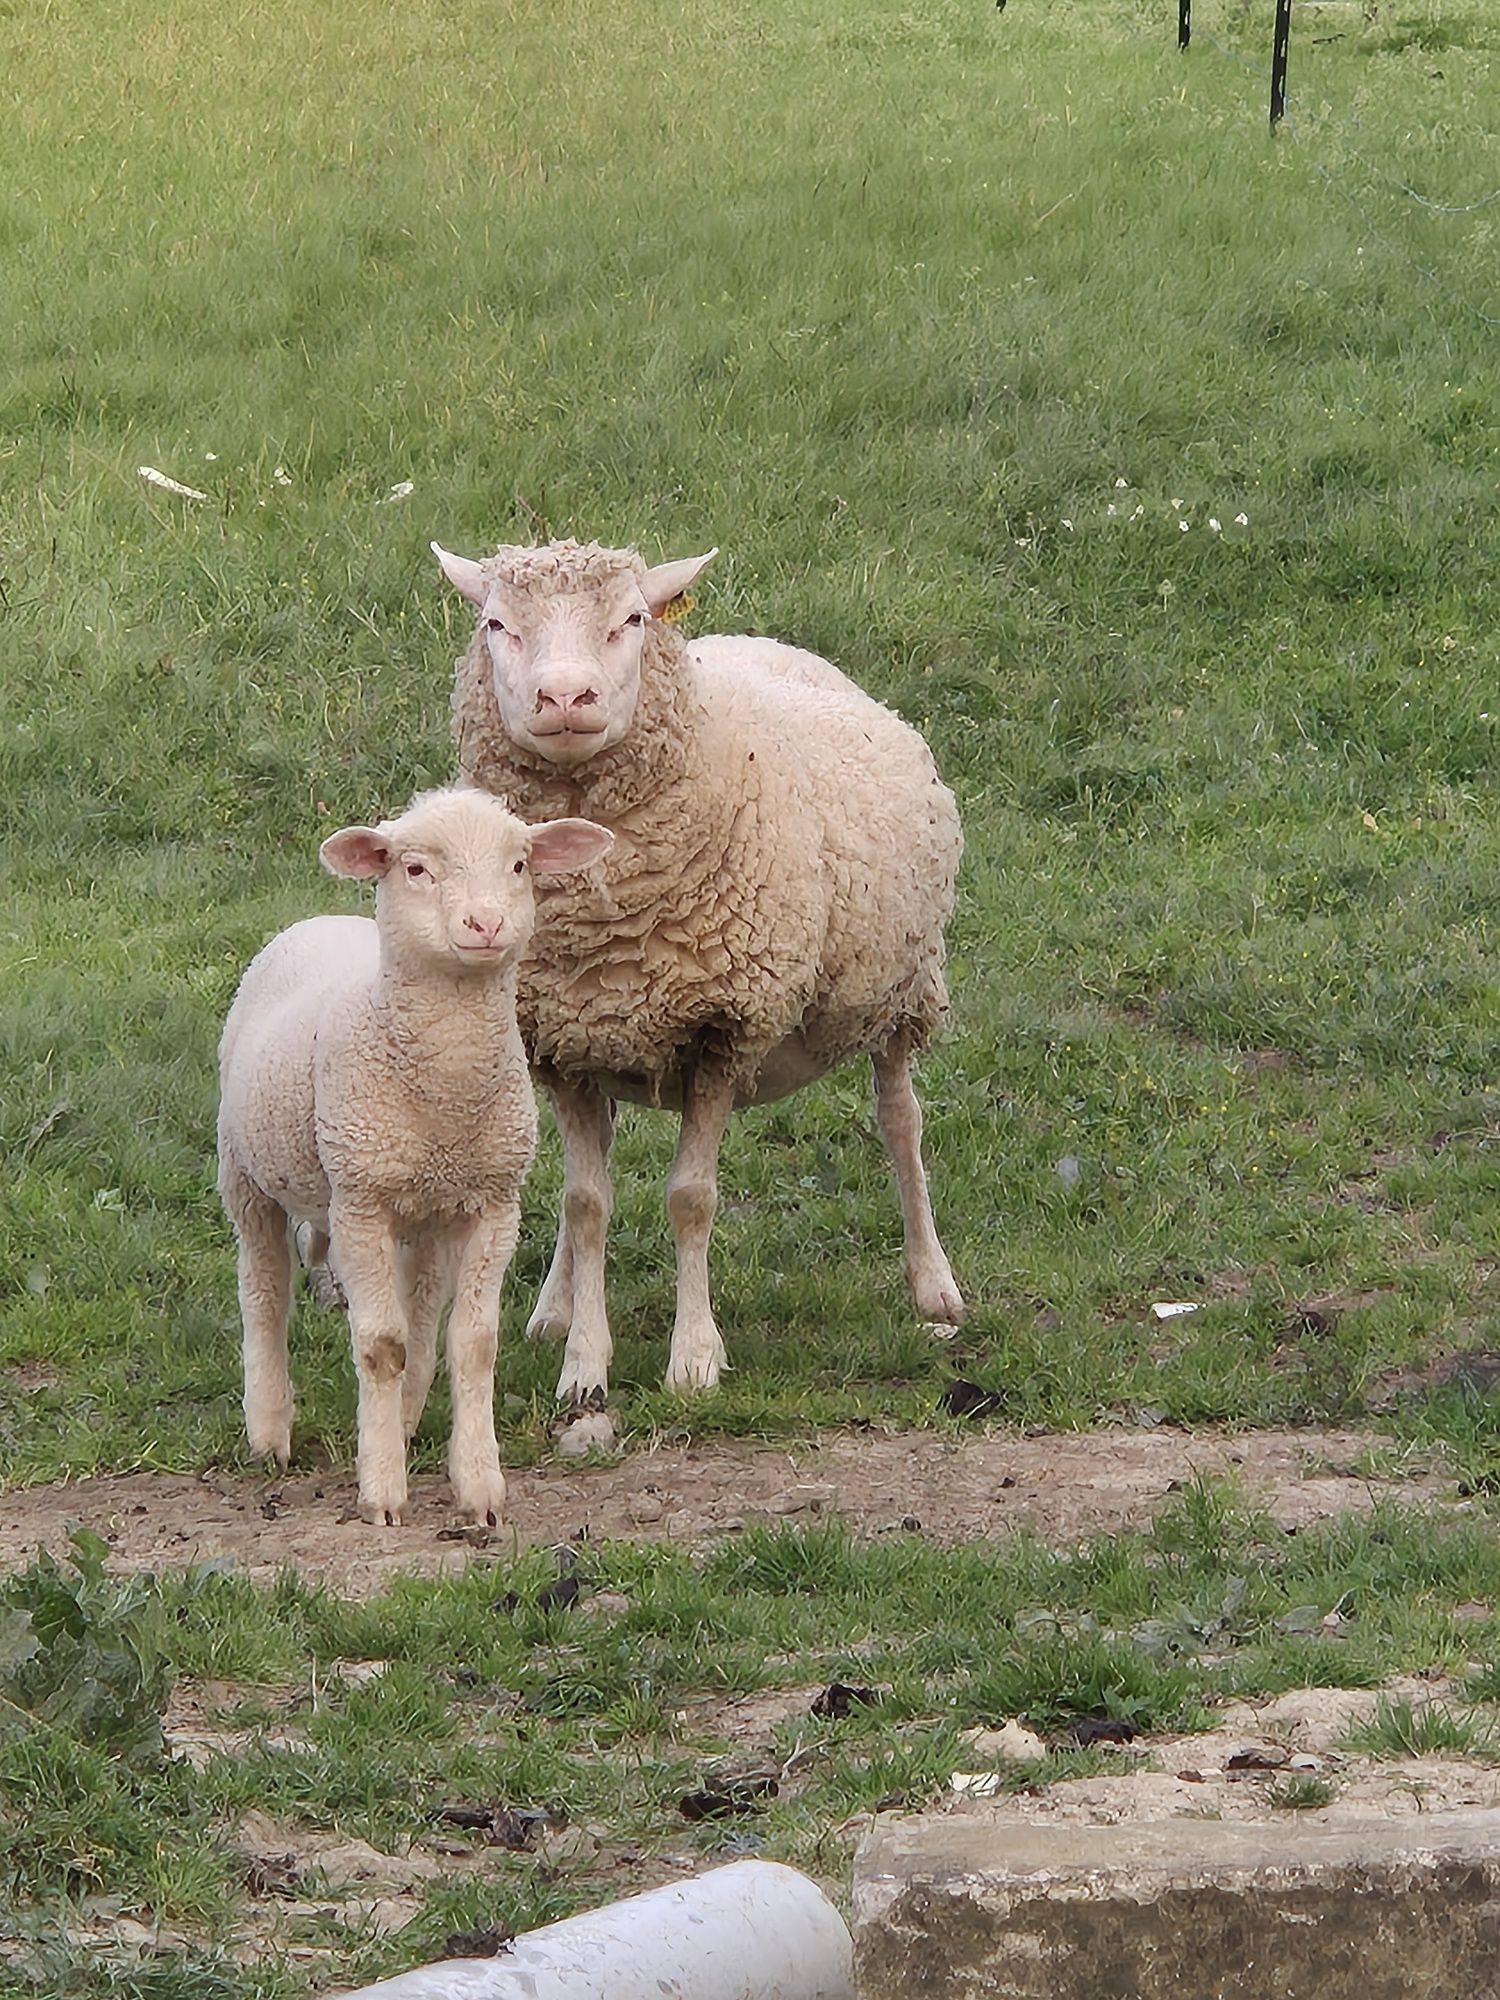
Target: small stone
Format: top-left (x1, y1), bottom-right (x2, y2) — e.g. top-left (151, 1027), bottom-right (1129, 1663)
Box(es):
top-left (960, 1721), bottom-right (1048, 1763)
top-left (555, 1410), bottom-right (617, 1459)
top-left (769, 1482), bottom-right (838, 1516)
top-left (628, 1493), bottom-right (665, 1524)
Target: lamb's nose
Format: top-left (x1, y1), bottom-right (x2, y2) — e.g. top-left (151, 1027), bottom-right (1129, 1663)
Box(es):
top-left (464, 914), bottom-right (503, 947)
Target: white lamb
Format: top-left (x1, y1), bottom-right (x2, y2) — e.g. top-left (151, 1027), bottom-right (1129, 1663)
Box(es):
top-left (216, 786), bottom-right (613, 1525)
top-left (434, 537), bottom-right (965, 1406)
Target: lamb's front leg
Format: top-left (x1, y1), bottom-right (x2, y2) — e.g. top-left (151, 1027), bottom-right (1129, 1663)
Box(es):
top-left (664, 1064), bottom-right (735, 1392)
top-left (331, 1198), bottom-right (410, 1525)
top-left (445, 1204), bottom-right (520, 1526)
top-left (544, 1082), bottom-right (618, 1405)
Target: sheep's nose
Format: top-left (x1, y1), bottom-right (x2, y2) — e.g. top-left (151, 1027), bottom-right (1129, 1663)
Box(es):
top-left (463, 913), bottom-right (505, 947)
top-left (535, 684), bottom-right (600, 716)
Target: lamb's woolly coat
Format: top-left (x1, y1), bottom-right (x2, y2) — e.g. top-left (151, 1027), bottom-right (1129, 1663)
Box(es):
top-left (450, 545), bottom-right (962, 1106)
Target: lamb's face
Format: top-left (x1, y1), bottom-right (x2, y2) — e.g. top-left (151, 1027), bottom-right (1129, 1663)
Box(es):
top-left (321, 790), bottom-right (614, 975)
top-left (434, 541), bottom-right (718, 770)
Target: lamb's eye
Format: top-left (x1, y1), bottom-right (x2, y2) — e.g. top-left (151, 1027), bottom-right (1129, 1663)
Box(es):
top-left (513, 859), bottom-right (525, 875)
top-left (405, 860), bottom-right (428, 881)
top-left (624, 610), bottom-right (644, 627)
top-left (485, 617), bottom-right (507, 636)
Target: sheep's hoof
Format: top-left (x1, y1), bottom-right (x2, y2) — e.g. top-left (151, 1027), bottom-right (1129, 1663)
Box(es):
top-left (526, 1302), bottom-right (570, 1343)
top-left (663, 1351), bottom-right (726, 1394)
top-left (555, 1378), bottom-right (609, 1411)
top-left (910, 1268), bottom-right (966, 1326)
top-left (358, 1495), bottom-right (408, 1527)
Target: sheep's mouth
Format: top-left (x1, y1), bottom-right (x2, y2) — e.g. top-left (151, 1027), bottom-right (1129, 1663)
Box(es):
top-left (528, 714), bottom-right (609, 740)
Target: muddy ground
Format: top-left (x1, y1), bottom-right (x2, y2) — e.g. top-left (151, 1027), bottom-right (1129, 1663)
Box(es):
top-left (0, 1425), bottom-right (1454, 1595)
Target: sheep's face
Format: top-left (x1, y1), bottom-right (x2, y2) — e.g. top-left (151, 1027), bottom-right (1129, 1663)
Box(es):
top-left (321, 789), bottom-right (613, 975)
top-left (434, 541), bottom-right (717, 770)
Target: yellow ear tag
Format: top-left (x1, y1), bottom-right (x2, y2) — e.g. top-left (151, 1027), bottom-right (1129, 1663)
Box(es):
top-left (660, 593), bottom-right (695, 624)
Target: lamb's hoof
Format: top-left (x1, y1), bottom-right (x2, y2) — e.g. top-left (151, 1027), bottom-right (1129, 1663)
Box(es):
top-left (247, 1428), bottom-right (292, 1469)
top-left (305, 1264), bottom-right (348, 1314)
top-left (453, 1502), bottom-right (503, 1530)
top-left (526, 1303), bottom-right (570, 1343)
top-left (359, 1501), bottom-right (407, 1528)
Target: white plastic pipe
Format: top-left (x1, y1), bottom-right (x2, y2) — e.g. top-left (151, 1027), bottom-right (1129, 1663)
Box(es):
top-left (333, 1859), bottom-right (855, 2000)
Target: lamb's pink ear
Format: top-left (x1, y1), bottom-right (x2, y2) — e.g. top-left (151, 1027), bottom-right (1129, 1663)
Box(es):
top-left (431, 542), bottom-right (490, 609)
top-left (320, 827), bottom-right (393, 879)
top-left (528, 818), bottom-right (615, 876)
top-left (641, 549), bottom-right (717, 619)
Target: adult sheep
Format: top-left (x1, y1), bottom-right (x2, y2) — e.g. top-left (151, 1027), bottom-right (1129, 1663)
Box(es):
top-left (434, 538), bottom-right (964, 1404)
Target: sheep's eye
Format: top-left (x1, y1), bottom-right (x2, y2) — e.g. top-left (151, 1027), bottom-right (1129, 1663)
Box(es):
top-left (513, 859), bottom-right (525, 875)
top-left (485, 617), bottom-right (507, 636)
top-left (624, 610), bottom-right (644, 628)
top-left (405, 860), bottom-right (429, 881)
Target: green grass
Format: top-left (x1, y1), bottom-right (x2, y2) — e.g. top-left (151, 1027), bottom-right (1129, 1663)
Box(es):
top-left (2, 0), bottom-right (1500, 1480)
top-left (6, 1498), bottom-right (1500, 1992)
top-left (3, 2), bottom-right (1500, 1467)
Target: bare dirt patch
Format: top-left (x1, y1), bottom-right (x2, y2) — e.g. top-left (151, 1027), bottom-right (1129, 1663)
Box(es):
top-left (0, 1427), bottom-right (1456, 1594)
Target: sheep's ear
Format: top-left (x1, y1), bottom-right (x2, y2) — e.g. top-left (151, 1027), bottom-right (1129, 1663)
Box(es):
top-left (320, 826), bottom-right (392, 879)
top-left (528, 818), bottom-right (615, 876)
top-left (431, 542), bottom-right (491, 608)
top-left (641, 549), bottom-right (717, 619)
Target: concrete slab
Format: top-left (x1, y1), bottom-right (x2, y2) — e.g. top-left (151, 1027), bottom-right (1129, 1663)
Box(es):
top-left (853, 1809), bottom-right (1500, 1999)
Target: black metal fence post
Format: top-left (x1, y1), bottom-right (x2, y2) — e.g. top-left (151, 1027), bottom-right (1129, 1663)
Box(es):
top-left (1270, 0), bottom-right (1292, 127)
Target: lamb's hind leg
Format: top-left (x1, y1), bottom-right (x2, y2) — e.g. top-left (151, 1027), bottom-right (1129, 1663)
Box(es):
top-left (224, 1169), bottom-right (296, 1465)
top-left (871, 1045), bottom-right (965, 1325)
top-left (547, 1082), bottom-right (617, 1405)
top-left (664, 1065), bottom-right (735, 1392)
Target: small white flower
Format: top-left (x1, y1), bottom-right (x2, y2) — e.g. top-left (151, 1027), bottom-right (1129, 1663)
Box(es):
top-left (1171, 498), bottom-right (1182, 509)
top-left (1235, 512), bottom-right (1249, 526)
top-left (1178, 520), bottom-right (1190, 532)
top-left (1014, 537), bottom-right (1033, 549)
top-left (1061, 518), bottom-right (1074, 531)
top-left (273, 465), bottom-right (293, 487)
top-left (1208, 518), bottom-right (1222, 532)
top-left (383, 480), bottom-right (415, 502)
top-left (204, 451), bottom-right (218, 462)
top-left (1131, 505), bottom-right (1144, 519)
top-left (1115, 477), bottom-right (1129, 488)
top-left (1107, 504), bottom-right (1117, 516)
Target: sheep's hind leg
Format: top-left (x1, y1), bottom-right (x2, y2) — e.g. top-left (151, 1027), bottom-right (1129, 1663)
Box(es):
top-left (228, 1174), bottom-right (296, 1465)
top-left (446, 1204), bottom-right (521, 1526)
top-left (548, 1082), bottom-right (617, 1404)
top-left (871, 1045), bottom-right (965, 1325)
top-left (663, 1066), bottom-right (734, 1392)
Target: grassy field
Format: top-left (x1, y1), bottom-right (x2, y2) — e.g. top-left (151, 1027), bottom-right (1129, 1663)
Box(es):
top-left (3, 0), bottom-right (1500, 1983)
top-left (3, 0), bottom-right (1499, 1477)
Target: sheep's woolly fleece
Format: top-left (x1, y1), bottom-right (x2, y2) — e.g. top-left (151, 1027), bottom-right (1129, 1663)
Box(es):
top-left (451, 540), bottom-right (962, 1103)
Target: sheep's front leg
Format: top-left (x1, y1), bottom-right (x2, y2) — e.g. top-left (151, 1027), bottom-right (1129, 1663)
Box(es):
top-left (226, 1171), bottom-right (296, 1465)
top-left (664, 1065), bottom-right (735, 1392)
top-left (331, 1199), bottom-right (411, 1526)
top-left (546, 1082), bottom-right (618, 1405)
top-left (871, 1045), bottom-right (965, 1325)
top-left (528, 1086), bottom-right (614, 1344)
top-left (445, 1204), bottom-right (520, 1526)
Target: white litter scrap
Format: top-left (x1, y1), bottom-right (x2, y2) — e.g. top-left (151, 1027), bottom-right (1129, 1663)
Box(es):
top-left (137, 466), bottom-right (208, 501)
top-left (383, 480), bottom-right (415, 502)
top-left (1151, 1301), bottom-right (1201, 1321)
